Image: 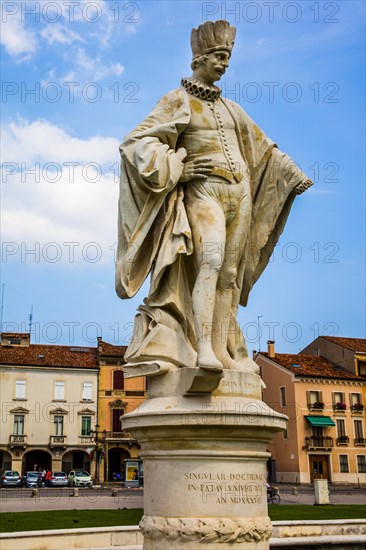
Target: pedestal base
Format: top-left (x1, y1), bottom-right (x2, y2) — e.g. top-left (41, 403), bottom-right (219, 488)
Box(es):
top-left (123, 364), bottom-right (287, 549)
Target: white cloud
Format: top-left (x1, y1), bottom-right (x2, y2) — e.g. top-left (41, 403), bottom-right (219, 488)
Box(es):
top-left (1, 10), bottom-right (37, 60)
top-left (40, 24), bottom-right (84, 45)
top-left (74, 47), bottom-right (124, 80)
top-left (2, 119), bottom-right (119, 165)
top-left (1, 119), bottom-right (120, 263)
top-left (1, 0), bottom-right (132, 68)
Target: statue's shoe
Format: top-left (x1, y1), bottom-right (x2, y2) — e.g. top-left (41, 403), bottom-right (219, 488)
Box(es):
top-left (197, 351), bottom-right (223, 372)
top-left (218, 354), bottom-right (260, 374)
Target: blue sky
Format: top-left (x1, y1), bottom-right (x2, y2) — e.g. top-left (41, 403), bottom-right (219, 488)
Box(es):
top-left (1, 0), bottom-right (365, 353)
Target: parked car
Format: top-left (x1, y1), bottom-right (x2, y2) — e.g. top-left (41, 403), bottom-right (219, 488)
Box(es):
top-left (21, 471), bottom-right (45, 488)
top-left (0, 470), bottom-right (21, 488)
top-left (49, 472), bottom-right (68, 487)
top-left (68, 470), bottom-right (93, 487)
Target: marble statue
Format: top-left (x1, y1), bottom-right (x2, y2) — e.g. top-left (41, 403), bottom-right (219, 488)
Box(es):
top-left (116, 20), bottom-right (312, 381)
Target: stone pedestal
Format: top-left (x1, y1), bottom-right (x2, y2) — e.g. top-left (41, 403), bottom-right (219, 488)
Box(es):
top-left (314, 479), bottom-right (330, 505)
top-left (122, 362), bottom-right (287, 549)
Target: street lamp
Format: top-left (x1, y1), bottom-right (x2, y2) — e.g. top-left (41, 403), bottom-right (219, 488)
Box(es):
top-left (257, 315), bottom-right (263, 352)
top-left (92, 424), bottom-right (101, 483)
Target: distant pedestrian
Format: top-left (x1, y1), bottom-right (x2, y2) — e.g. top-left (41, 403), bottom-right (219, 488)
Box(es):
top-left (45, 469), bottom-right (52, 487)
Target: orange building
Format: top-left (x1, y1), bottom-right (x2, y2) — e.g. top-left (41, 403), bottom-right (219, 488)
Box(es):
top-left (255, 339), bottom-right (366, 485)
top-left (97, 338), bottom-right (146, 481)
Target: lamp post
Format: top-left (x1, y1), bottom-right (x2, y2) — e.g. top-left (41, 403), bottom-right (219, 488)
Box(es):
top-left (257, 315), bottom-right (263, 352)
top-left (92, 423), bottom-right (101, 483)
top-left (102, 429), bottom-right (106, 484)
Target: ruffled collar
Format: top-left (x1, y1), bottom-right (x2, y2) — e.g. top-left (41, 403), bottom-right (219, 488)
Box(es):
top-left (181, 77), bottom-right (221, 101)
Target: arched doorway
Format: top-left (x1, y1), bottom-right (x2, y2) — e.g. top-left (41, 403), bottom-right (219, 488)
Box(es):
top-left (22, 450), bottom-right (51, 474)
top-left (62, 450), bottom-right (91, 473)
top-left (108, 447), bottom-right (130, 480)
top-left (0, 450), bottom-right (12, 470)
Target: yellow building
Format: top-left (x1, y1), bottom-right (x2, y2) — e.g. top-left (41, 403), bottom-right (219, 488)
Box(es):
top-left (255, 339), bottom-right (366, 485)
top-left (301, 336), bottom-right (366, 380)
top-left (97, 338), bottom-right (146, 481)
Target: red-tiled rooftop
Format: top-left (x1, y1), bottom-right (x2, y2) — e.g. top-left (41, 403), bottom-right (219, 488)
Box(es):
top-left (261, 352), bottom-right (361, 380)
top-left (320, 336), bottom-right (366, 353)
top-left (98, 340), bottom-right (127, 357)
top-left (1, 332), bottom-right (30, 338)
top-left (0, 344), bottom-right (98, 368)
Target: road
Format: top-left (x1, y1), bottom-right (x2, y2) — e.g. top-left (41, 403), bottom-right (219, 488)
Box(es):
top-left (0, 487), bottom-right (143, 513)
top-left (0, 485), bottom-right (365, 513)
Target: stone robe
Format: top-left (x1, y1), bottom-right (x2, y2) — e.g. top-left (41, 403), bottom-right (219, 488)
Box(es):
top-left (116, 88), bottom-right (312, 376)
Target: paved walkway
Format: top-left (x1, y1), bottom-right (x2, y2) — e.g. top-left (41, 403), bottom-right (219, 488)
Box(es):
top-left (0, 488), bottom-right (143, 513)
top-left (1, 485), bottom-right (365, 513)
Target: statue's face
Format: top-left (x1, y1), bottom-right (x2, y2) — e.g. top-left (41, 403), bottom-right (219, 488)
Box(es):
top-left (195, 50), bottom-right (230, 84)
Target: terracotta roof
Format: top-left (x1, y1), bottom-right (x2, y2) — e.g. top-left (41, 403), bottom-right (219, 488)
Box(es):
top-left (261, 352), bottom-right (361, 380)
top-left (98, 340), bottom-right (127, 358)
top-left (320, 336), bottom-right (366, 353)
top-left (1, 333), bottom-right (30, 338)
top-left (0, 344), bottom-right (98, 369)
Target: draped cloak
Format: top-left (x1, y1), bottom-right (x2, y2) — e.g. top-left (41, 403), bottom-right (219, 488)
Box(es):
top-left (116, 88), bottom-right (312, 376)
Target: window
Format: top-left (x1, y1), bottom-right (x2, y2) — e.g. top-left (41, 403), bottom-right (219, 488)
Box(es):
top-left (311, 426), bottom-right (324, 446)
top-left (53, 416), bottom-right (64, 436)
top-left (15, 380), bottom-right (26, 399)
top-left (309, 391), bottom-right (318, 404)
top-left (350, 393), bottom-right (361, 406)
top-left (357, 455), bottom-right (366, 473)
top-left (54, 382), bottom-right (65, 400)
top-left (282, 428), bottom-right (288, 440)
top-left (13, 415), bottom-right (24, 435)
top-left (336, 419), bottom-right (346, 437)
top-left (280, 386), bottom-right (287, 407)
top-left (81, 415), bottom-right (92, 436)
top-left (357, 360), bottom-right (366, 377)
top-left (112, 409), bottom-right (124, 432)
top-left (307, 390), bottom-right (323, 406)
top-left (82, 383), bottom-right (92, 401)
top-left (354, 420), bottom-right (364, 439)
top-left (8, 337), bottom-right (21, 345)
top-left (113, 370), bottom-right (124, 390)
top-left (333, 392), bottom-right (346, 408)
top-left (336, 419), bottom-right (348, 444)
top-left (333, 392), bottom-right (343, 403)
top-left (339, 455), bottom-right (349, 473)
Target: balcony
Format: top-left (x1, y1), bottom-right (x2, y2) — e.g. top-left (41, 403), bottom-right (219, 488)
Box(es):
top-left (49, 435), bottom-right (67, 448)
top-left (333, 403), bottom-right (347, 412)
top-left (351, 404), bottom-right (364, 413)
top-left (307, 402), bottom-right (324, 411)
top-left (336, 436), bottom-right (349, 446)
top-left (103, 431), bottom-right (134, 441)
top-left (305, 436), bottom-right (333, 450)
top-left (79, 435), bottom-right (95, 445)
top-left (354, 438), bottom-right (366, 446)
top-left (9, 434), bottom-right (27, 448)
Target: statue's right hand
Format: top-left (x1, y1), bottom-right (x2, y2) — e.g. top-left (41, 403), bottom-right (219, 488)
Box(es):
top-left (180, 158), bottom-right (214, 183)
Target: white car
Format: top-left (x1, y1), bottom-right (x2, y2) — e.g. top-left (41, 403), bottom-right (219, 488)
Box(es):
top-left (68, 470), bottom-right (93, 487)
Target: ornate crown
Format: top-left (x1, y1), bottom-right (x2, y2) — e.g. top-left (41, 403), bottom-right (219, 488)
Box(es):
top-left (191, 20), bottom-right (236, 60)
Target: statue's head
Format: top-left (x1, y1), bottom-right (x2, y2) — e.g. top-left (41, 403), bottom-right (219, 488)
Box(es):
top-left (190, 20), bottom-right (236, 84)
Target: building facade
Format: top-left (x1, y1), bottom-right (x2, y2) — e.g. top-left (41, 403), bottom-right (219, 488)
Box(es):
top-left (0, 333), bottom-right (98, 476)
top-left (97, 338), bottom-right (146, 481)
top-left (256, 339), bottom-right (366, 485)
top-left (0, 333), bottom-right (147, 480)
